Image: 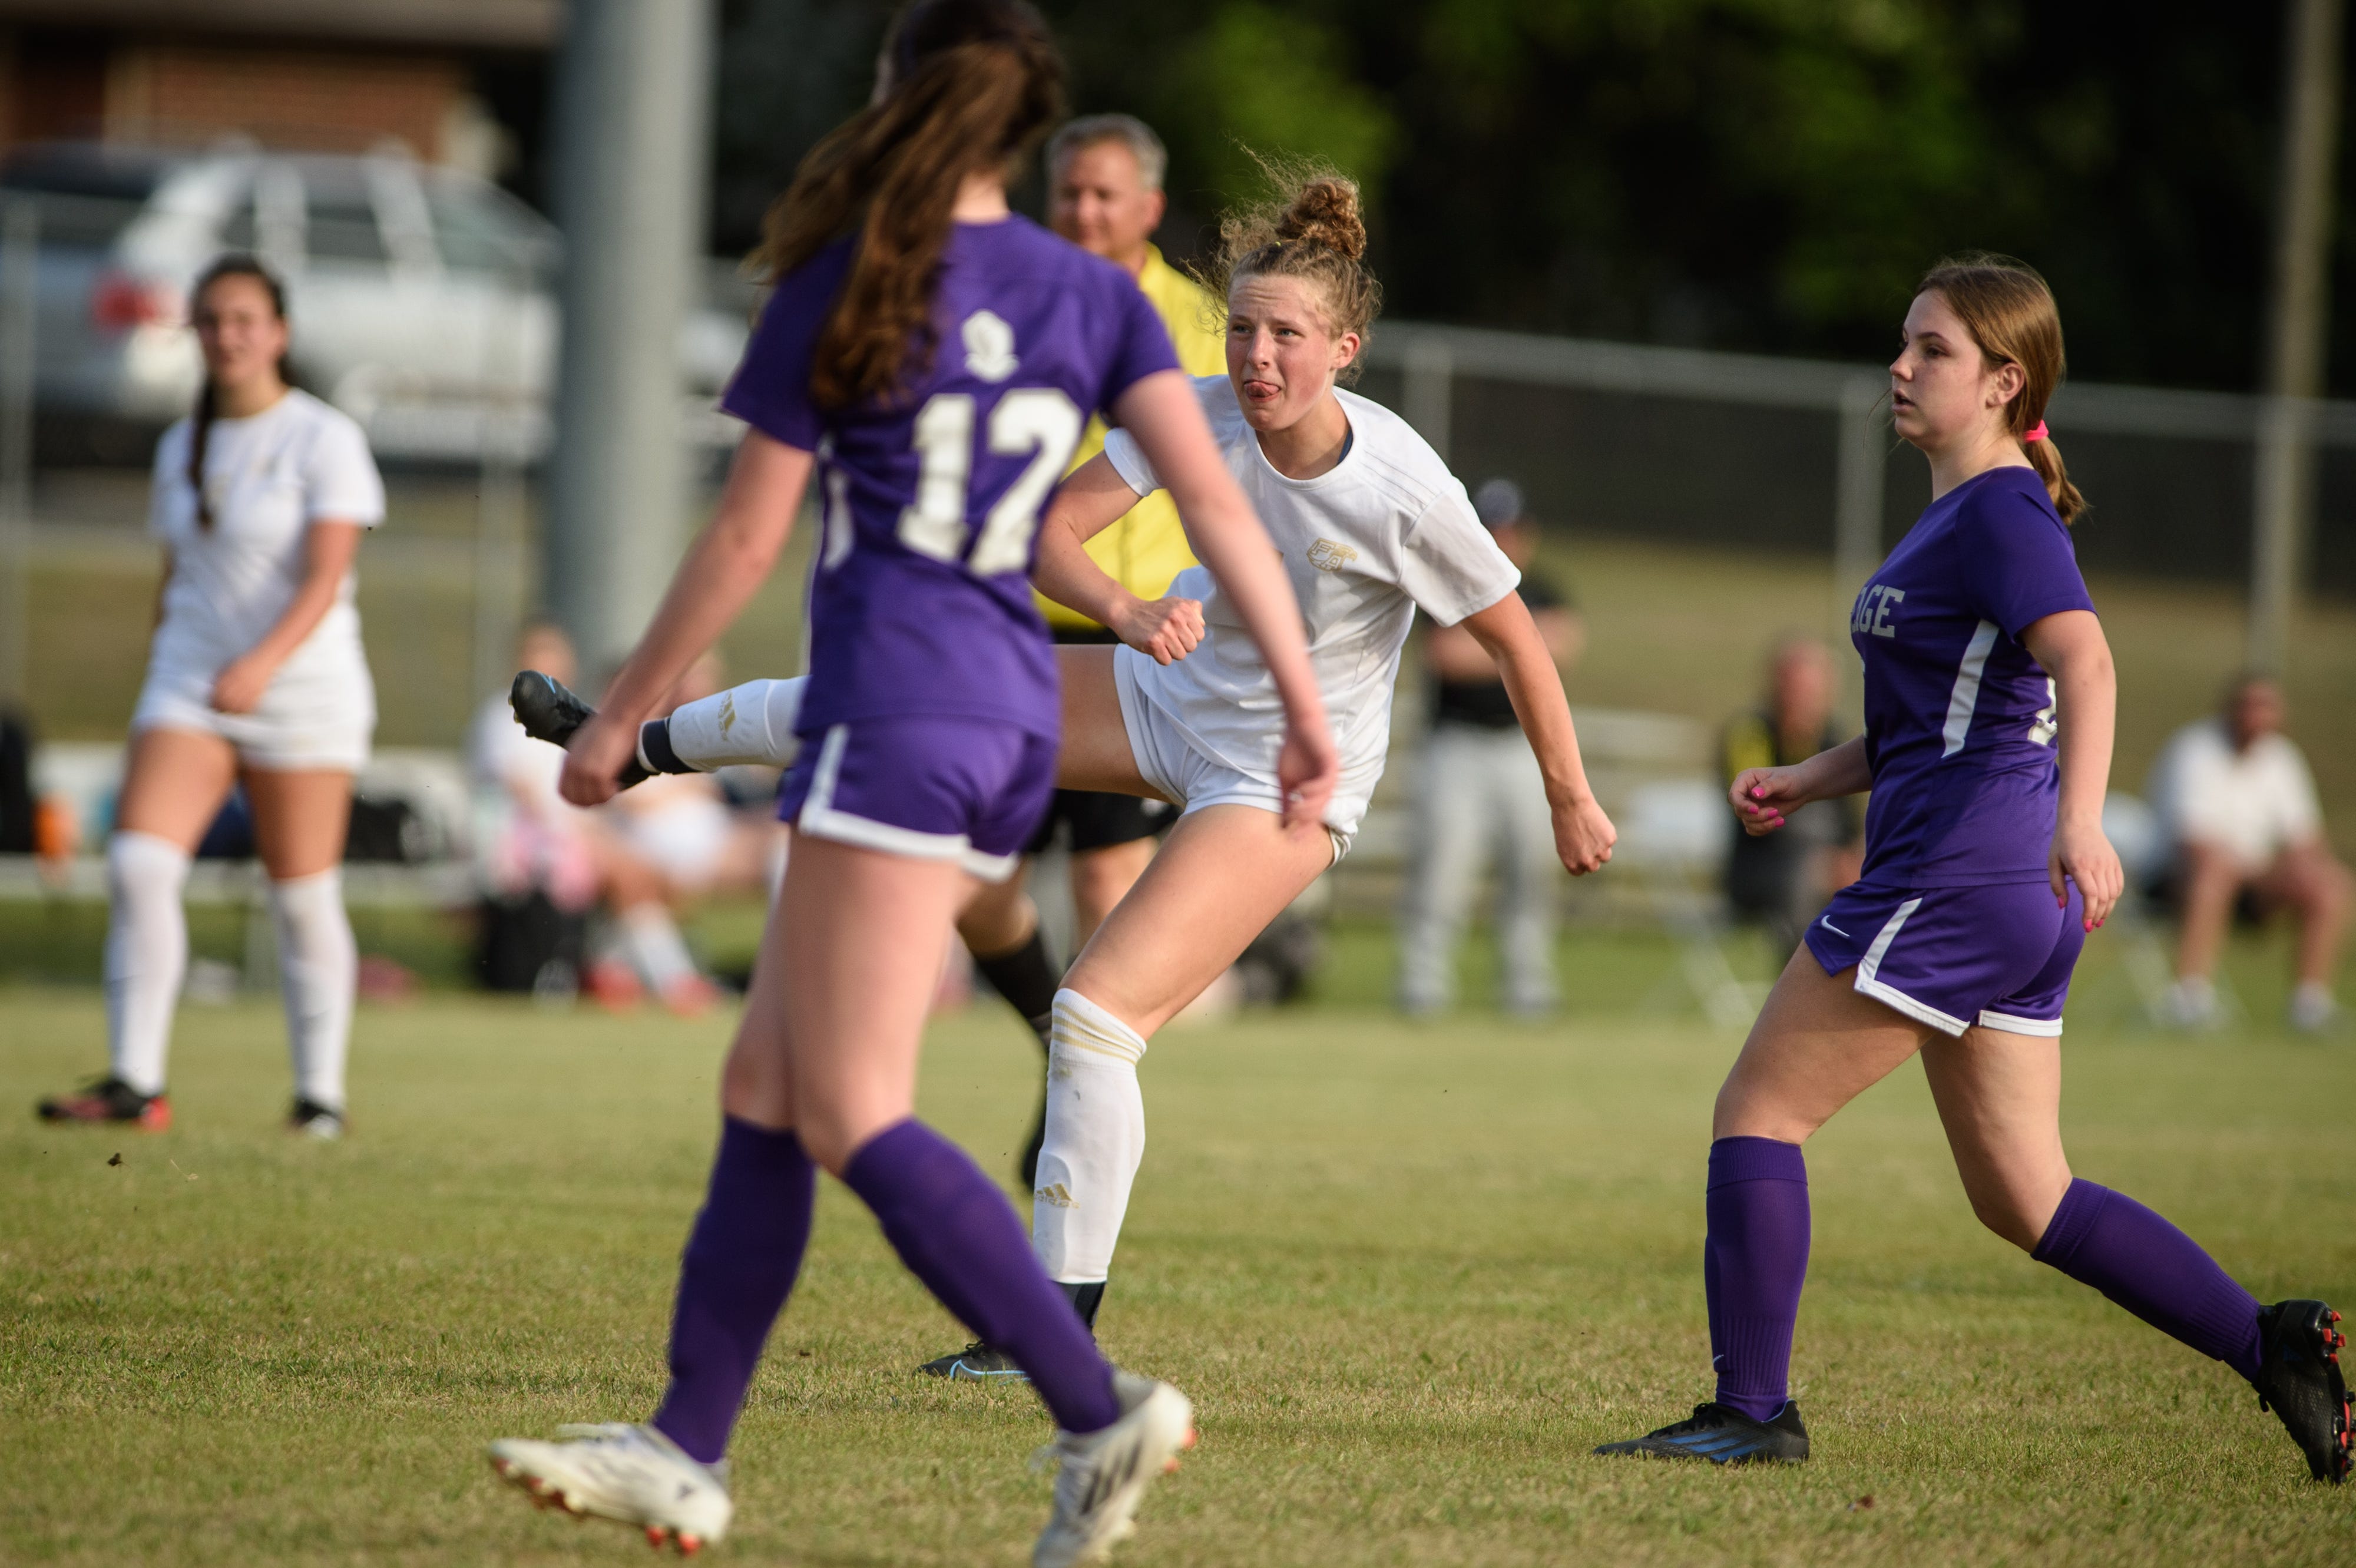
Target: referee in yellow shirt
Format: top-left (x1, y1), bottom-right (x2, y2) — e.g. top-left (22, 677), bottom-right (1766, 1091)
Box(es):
top-left (1035, 112), bottom-right (1223, 912)
top-left (940, 116), bottom-right (1225, 1321)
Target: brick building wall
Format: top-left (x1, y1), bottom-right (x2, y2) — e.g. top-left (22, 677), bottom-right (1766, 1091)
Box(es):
top-left (107, 44), bottom-right (466, 158)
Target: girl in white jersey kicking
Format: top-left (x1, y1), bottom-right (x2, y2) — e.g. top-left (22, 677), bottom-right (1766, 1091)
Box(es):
top-left (38, 255), bottom-right (383, 1140)
top-left (517, 168), bottom-right (1618, 1368)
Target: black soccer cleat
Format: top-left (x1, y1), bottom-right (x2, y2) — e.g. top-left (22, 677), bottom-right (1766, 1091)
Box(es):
top-left (916, 1341), bottom-right (1030, 1382)
top-left (1594, 1401), bottom-right (1811, 1465)
top-left (2254, 1298), bottom-right (2351, 1483)
top-left (288, 1097), bottom-right (345, 1140)
top-left (509, 671), bottom-right (650, 788)
top-left (37, 1076), bottom-right (171, 1130)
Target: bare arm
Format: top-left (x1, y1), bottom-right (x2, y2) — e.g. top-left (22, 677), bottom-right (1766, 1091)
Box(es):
top-left (1729, 735), bottom-right (1874, 834)
top-left (1104, 370), bottom-right (1336, 828)
top-left (2021, 607), bottom-right (2122, 928)
top-left (560, 431), bottom-right (813, 805)
top-left (210, 521), bottom-right (364, 714)
top-left (1033, 454), bottom-right (1205, 665)
top-left (1425, 603), bottom-right (1580, 680)
top-left (1458, 593), bottom-right (1615, 874)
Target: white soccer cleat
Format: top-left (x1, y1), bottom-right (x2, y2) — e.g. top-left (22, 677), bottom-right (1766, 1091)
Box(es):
top-left (1032, 1370), bottom-right (1196, 1568)
top-left (486, 1421), bottom-right (731, 1555)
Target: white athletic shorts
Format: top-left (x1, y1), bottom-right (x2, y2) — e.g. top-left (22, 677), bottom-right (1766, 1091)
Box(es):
top-left (130, 643), bottom-right (375, 773)
top-left (1113, 647), bottom-right (1381, 864)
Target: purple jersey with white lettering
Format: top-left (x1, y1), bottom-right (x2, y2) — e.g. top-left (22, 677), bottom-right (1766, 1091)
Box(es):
top-left (722, 216), bottom-right (1179, 740)
top-left (1850, 467), bottom-right (2096, 888)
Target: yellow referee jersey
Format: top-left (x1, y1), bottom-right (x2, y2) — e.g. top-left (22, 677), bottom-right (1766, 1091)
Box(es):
top-left (1038, 244), bottom-right (1227, 631)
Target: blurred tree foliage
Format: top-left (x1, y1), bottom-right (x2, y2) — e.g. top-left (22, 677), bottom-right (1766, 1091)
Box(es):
top-left (712, 1), bottom-right (2344, 395)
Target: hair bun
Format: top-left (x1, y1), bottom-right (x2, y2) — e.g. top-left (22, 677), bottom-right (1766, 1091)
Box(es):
top-left (1275, 176), bottom-right (1366, 261)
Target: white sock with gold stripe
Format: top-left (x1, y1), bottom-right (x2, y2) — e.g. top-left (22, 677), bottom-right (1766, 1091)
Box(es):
top-left (1031, 987), bottom-right (1148, 1287)
top-left (663, 677), bottom-right (807, 770)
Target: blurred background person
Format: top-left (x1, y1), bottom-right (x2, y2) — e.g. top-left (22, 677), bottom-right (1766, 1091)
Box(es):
top-left (1720, 636), bottom-right (1863, 956)
top-left (602, 653), bottom-right (783, 899)
top-left (469, 621), bottom-right (602, 997)
top-left (1397, 478), bottom-right (1583, 1016)
top-left (35, 256), bottom-right (383, 1139)
top-left (2147, 674), bottom-right (2349, 1032)
top-left (467, 624), bottom-right (725, 1015)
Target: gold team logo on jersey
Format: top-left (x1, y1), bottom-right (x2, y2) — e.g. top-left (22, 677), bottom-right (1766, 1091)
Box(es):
top-left (1306, 538), bottom-right (1359, 573)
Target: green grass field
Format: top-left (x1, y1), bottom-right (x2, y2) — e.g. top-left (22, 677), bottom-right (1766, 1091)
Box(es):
top-left (5, 927), bottom-right (2353, 1566)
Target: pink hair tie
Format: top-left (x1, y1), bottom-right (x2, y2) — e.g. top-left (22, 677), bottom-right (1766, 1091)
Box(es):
top-left (2023, 420), bottom-right (2049, 442)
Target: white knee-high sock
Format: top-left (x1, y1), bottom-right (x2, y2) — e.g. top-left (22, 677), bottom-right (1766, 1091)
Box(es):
top-left (1031, 987), bottom-right (1149, 1285)
top-left (269, 869), bottom-right (356, 1112)
top-left (105, 831), bottom-right (191, 1096)
top-left (664, 677), bottom-right (807, 770)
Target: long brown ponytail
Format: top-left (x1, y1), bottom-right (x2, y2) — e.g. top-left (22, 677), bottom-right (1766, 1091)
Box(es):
top-left (186, 253), bottom-right (291, 531)
top-left (1917, 254), bottom-right (2086, 525)
top-left (748, 0), bottom-right (1062, 410)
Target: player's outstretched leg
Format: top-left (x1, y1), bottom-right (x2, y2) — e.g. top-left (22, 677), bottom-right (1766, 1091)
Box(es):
top-left (510, 670), bottom-right (809, 788)
top-left (2033, 1177), bottom-right (2350, 1484)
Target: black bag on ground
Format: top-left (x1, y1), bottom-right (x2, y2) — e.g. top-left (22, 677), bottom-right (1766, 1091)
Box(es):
top-left (474, 891), bottom-right (585, 995)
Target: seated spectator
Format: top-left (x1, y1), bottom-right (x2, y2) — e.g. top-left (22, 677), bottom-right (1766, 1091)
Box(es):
top-left (466, 623), bottom-right (714, 1014)
top-left (603, 651), bottom-right (783, 904)
top-left (1397, 478), bottom-right (1583, 1015)
top-left (1721, 637), bottom-right (1862, 956)
top-left (2148, 673), bottom-right (2348, 1031)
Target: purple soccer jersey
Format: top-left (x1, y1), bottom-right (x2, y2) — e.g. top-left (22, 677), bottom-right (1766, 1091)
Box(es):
top-left (1849, 467), bottom-right (2096, 888)
top-left (722, 216), bottom-right (1180, 742)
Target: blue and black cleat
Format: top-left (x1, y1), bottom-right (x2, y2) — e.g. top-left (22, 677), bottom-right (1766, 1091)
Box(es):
top-left (916, 1341), bottom-right (1031, 1382)
top-left (1594, 1401), bottom-right (1810, 1464)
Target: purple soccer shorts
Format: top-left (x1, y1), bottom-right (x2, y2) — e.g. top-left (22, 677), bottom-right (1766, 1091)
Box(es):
top-left (1804, 878), bottom-right (2086, 1037)
top-left (777, 716), bottom-right (1056, 883)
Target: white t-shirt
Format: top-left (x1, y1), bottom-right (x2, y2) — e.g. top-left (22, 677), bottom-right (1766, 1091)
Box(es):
top-left (2146, 717), bottom-right (2323, 868)
top-left (147, 388), bottom-right (385, 684)
top-left (1103, 376), bottom-right (1518, 782)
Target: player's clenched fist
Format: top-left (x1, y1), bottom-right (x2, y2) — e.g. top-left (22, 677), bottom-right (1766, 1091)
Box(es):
top-left (1111, 594), bottom-right (1205, 665)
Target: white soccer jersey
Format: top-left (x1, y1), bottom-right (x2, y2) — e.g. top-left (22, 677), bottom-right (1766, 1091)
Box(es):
top-left (1103, 375), bottom-right (1518, 786)
top-left (147, 388), bottom-right (385, 686)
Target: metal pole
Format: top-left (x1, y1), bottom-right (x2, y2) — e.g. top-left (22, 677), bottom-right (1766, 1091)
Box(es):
top-left (1403, 333), bottom-right (1453, 465)
top-left (472, 260), bottom-right (534, 706)
top-left (0, 197), bottom-right (37, 707)
top-left (2249, 0), bottom-right (2344, 676)
top-left (544, 0), bottom-right (715, 677)
top-left (1831, 374), bottom-right (1887, 644)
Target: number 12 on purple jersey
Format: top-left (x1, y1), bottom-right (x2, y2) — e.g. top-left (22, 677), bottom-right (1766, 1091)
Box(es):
top-left (875, 387), bottom-right (1086, 575)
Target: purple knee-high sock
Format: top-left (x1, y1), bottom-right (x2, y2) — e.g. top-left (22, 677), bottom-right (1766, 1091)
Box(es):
top-left (1705, 1136), bottom-right (1811, 1422)
top-left (649, 1117), bottom-right (816, 1464)
top-left (2033, 1177), bottom-right (2262, 1382)
top-left (842, 1119), bottom-right (1120, 1434)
